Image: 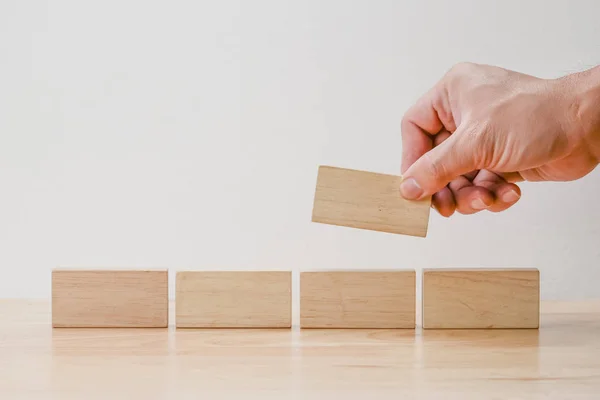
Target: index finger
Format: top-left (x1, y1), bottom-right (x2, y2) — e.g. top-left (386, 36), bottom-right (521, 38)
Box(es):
top-left (400, 82), bottom-right (454, 174)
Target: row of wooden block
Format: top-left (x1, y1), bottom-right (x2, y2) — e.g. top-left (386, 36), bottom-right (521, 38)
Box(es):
top-left (51, 268), bottom-right (540, 329)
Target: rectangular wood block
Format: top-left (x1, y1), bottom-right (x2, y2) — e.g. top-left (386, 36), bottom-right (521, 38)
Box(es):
top-left (175, 271), bottom-right (292, 328)
top-left (422, 269), bottom-right (540, 329)
top-left (52, 269), bottom-right (168, 328)
top-left (300, 271), bottom-right (416, 328)
top-left (311, 165), bottom-right (431, 237)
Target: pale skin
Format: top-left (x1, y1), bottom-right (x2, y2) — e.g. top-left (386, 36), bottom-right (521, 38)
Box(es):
top-left (400, 63), bottom-right (600, 217)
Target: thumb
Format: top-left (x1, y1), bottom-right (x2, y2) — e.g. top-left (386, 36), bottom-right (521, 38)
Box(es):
top-left (399, 130), bottom-right (478, 200)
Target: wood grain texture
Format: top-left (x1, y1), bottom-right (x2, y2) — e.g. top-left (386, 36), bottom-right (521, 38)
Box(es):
top-left (300, 271), bottom-right (416, 328)
top-left (422, 268), bottom-right (540, 329)
top-left (311, 165), bottom-right (431, 237)
top-left (52, 269), bottom-right (168, 328)
top-left (2, 300), bottom-right (600, 398)
top-left (176, 271), bottom-right (292, 328)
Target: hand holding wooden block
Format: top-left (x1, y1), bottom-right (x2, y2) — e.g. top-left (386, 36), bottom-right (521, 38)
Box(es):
top-left (422, 268), bottom-right (540, 329)
top-left (311, 166), bottom-right (431, 237)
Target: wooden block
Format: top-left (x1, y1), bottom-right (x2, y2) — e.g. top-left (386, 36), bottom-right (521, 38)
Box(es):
top-left (175, 271), bottom-right (291, 328)
top-left (52, 269), bottom-right (168, 328)
top-left (311, 165), bottom-right (431, 237)
top-left (300, 271), bottom-right (416, 328)
top-left (422, 269), bottom-right (540, 329)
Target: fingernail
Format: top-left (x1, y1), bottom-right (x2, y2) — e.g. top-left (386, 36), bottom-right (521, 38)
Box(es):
top-left (400, 178), bottom-right (423, 199)
top-left (502, 189), bottom-right (521, 203)
top-left (471, 198), bottom-right (488, 210)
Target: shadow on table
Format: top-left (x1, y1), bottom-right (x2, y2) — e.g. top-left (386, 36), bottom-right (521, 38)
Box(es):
top-left (51, 327), bottom-right (170, 356)
top-left (421, 328), bottom-right (540, 348)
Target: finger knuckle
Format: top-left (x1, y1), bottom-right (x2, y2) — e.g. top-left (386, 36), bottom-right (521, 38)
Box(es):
top-left (423, 151), bottom-right (448, 183)
top-left (400, 114), bottom-right (412, 135)
top-left (460, 122), bottom-right (492, 168)
top-left (448, 62), bottom-right (477, 77)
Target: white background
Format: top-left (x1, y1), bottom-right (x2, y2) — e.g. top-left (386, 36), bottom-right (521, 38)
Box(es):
top-left (1, 0), bottom-right (599, 302)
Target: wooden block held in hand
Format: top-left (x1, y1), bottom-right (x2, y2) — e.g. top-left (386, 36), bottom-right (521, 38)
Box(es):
top-left (422, 268), bottom-right (540, 329)
top-left (176, 271), bottom-right (291, 328)
top-left (300, 270), bottom-right (416, 328)
top-left (52, 269), bottom-right (168, 328)
top-left (311, 165), bottom-right (431, 237)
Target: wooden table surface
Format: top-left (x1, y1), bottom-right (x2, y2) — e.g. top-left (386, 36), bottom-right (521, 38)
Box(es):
top-left (1, 300), bottom-right (600, 399)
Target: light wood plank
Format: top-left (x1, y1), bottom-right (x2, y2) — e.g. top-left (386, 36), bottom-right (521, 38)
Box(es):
top-left (52, 269), bottom-right (168, 328)
top-left (311, 165), bottom-right (431, 237)
top-left (175, 271), bottom-right (292, 328)
top-left (422, 268), bottom-right (540, 329)
top-left (300, 270), bottom-right (416, 328)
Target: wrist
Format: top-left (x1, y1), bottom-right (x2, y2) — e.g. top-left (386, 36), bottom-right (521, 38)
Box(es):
top-left (566, 66), bottom-right (600, 163)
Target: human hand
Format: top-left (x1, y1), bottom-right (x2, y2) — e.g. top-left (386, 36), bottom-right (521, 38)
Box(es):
top-left (400, 62), bottom-right (600, 217)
